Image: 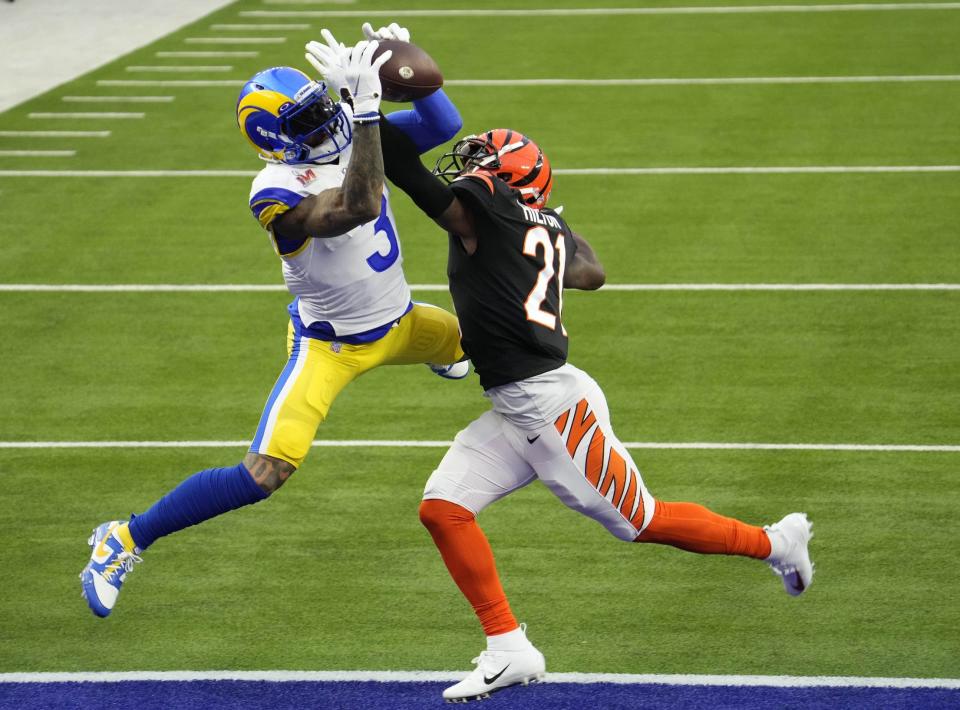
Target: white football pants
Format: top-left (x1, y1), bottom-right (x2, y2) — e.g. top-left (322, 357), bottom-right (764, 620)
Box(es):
top-left (423, 364), bottom-right (655, 541)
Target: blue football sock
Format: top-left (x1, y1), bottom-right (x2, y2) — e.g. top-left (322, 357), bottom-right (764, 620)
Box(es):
top-left (128, 463), bottom-right (269, 550)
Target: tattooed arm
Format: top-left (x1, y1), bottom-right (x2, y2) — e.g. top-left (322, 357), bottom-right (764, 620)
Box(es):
top-left (272, 123), bottom-right (385, 239)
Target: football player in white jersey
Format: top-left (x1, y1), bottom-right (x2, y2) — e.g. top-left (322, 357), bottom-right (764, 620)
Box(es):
top-left (80, 27), bottom-right (468, 618)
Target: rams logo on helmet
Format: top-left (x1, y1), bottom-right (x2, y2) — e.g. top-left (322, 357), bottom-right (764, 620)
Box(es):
top-left (236, 66), bottom-right (352, 164)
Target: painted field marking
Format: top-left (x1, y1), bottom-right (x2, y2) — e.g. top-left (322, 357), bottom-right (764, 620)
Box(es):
top-left (62, 96), bottom-right (174, 103)
top-left (446, 74), bottom-right (960, 86)
top-left (156, 51), bottom-right (259, 58)
top-left (0, 440), bottom-right (957, 452)
top-left (3, 166), bottom-right (959, 177)
top-left (98, 80), bottom-right (244, 87)
top-left (0, 670), bottom-right (957, 688)
top-left (241, 2), bottom-right (960, 17)
top-left (0, 150), bottom-right (75, 158)
top-left (184, 37), bottom-right (286, 44)
top-left (125, 66), bottom-right (233, 73)
top-left (211, 23), bottom-right (310, 30)
top-left (0, 284), bottom-right (957, 293)
top-left (28, 112), bottom-right (144, 120)
top-left (262, 0), bottom-right (357, 4)
top-left (89, 74), bottom-right (960, 88)
top-left (0, 131), bottom-right (110, 138)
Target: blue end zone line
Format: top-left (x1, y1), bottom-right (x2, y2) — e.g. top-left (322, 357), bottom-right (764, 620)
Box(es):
top-left (1, 671), bottom-right (958, 688)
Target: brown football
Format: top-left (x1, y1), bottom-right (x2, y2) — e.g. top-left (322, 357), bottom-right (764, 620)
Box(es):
top-left (373, 40), bottom-right (443, 103)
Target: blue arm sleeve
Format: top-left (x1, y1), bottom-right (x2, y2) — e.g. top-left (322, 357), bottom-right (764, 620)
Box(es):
top-left (384, 89), bottom-right (462, 154)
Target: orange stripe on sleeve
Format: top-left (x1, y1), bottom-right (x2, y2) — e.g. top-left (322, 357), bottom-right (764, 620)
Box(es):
top-left (554, 409), bottom-right (570, 436)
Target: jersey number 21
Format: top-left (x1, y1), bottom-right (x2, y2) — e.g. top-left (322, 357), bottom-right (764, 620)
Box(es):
top-left (522, 225), bottom-right (567, 336)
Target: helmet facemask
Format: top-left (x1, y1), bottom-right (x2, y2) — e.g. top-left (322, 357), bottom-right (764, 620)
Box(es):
top-left (433, 130), bottom-right (553, 209)
top-left (277, 83), bottom-right (352, 164)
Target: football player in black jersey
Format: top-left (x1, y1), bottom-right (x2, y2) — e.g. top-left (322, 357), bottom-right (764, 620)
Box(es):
top-left (381, 122), bottom-right (815, 703)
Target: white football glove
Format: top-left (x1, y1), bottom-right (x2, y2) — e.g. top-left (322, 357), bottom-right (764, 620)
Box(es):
top-left (361, 21), bottom-right (410, 43)
top-left (305, 29), bottom-right (351, 98)
top-left (306, 34), bottom-right (392, 120)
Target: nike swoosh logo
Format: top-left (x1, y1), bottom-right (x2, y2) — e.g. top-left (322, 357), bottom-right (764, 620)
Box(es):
top-left (527, 435), bottom-right (540, 444)
top-left (484, 664), bottom-right (510, 685)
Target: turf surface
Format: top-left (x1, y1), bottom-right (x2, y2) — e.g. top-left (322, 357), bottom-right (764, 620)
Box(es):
top-left (0, 0), bottom-right (957, 689)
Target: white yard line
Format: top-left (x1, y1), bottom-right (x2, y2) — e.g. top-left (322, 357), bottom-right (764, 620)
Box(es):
top-left (0, 150), bottom-right (75, 157)
top-left (211, 23), bottom-right (310, 30)
top-left (125, 66), bottom-right (234, 73)
top-left (242, 2), bottom-right (960, 17)
top-left (0, 440), bottom-right (957, 452)
top-left (89, 74), bottom-right (960, 88)
top-left (4, 166), bottom-right (959, 177)
top-left (0, 284), bottom-right (957, 293)
top-left (156, 51), bottom-right (259, 58)
top-left (98, 80), bottom-right (245, 87)
top-left (262, 0), bottom-right (357, 4)
top-left (0, 670), bottom-right (957, 688)
top-left (28, 112), bottom-right (144, 120)
top-left (62, 96), bottom-right (174, 103)
top-left (184, 37), bottom-right (287, 44)
top-left (446, 74), bottom-right (960, 86)
top-left (0, 131), bottom-right (110, 137)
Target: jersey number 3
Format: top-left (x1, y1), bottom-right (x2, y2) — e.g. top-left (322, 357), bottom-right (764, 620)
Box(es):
top-left (366, 195), bottom-right (401, 273)
top-left (522, 225), bottom-right (567, 335)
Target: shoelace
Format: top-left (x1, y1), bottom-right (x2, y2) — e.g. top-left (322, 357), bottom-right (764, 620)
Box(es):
top-left (101, 550), bottom-right (143, 584)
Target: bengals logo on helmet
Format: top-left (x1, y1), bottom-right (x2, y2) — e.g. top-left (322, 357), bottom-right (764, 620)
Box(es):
top-left (434, 128), bottom-right (553, 209)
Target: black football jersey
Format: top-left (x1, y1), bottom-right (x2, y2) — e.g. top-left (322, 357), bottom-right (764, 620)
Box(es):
top-left (447, 173), bottom-right (577, 390)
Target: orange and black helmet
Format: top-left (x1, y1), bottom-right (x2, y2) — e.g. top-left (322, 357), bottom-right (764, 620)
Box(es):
top-left (434, 128), bottom-right (553, 209)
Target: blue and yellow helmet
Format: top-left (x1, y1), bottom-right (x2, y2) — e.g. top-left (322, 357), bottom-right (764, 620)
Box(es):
top-left (236, 66), bottom-right (352, 164)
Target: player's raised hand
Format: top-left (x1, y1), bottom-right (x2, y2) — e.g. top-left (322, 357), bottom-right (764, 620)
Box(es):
top-left (341, 40), bottom-right (392, 120)
top-left (305, 29), bottom-right (350, 96)
top-left (362, 21), bottom-right (410, 43)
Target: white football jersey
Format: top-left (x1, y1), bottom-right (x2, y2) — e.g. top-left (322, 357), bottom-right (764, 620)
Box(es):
top-left (248, 140), bottom-right (411, 337)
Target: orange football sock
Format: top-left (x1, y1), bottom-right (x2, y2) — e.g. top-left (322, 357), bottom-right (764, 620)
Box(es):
top-left (419, 499), bottom-right (519, 637)
top-left (635, 500), bottom-right (771, 559)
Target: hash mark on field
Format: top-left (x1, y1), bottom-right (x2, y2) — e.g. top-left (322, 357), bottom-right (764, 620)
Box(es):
top-left (125, 66), bottom-right (234, 73)
top-left (28, 113), bottom-right (145, 120)
top-left (0, 131), bottom-right (110, 138)
top-left (62, 96), bottom-right (174, 103)
top-left (0, 670), bottom-right (958, 688)
top-left (0, 150), bottom-right (75, 157)
top-left (184, 37), bottom-right (287, 44)
top-left (156, 52), bottom-right (259, 58)
top-left (0, 283), bottom-right (958, 292)
top-left (0, 440), bottom-right (957, 452)
top-left (211, 24), bottom-right (310, 30)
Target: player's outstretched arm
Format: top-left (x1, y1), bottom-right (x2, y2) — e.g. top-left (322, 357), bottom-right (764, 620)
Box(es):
top-left (275, 37), bottom-right (393, 239)
top-left (274, 122), bottom-right (384, 239)
top-left (564, 231), bottom-right (606, 290)
top-left (380, 117), bottom-right (480, 251)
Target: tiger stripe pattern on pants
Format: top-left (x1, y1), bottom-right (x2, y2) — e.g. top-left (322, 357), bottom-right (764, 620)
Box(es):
top-left (554, 398), bottom-right (648, 535)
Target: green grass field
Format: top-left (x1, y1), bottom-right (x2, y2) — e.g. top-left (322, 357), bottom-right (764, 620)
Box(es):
top-left (1, 0), bottom-right (958, 682)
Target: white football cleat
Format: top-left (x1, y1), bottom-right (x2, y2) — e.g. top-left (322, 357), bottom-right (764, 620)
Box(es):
top-left (764, 512), bottom-right (814, 596)
top-left (428, 359), bottom-right (470, 380)
top-left (443, 637), bottom-right (545, 703)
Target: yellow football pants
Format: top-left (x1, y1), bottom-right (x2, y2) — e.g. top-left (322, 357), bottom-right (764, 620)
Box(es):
top-left (250, 303), bottom-right (464, 467)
